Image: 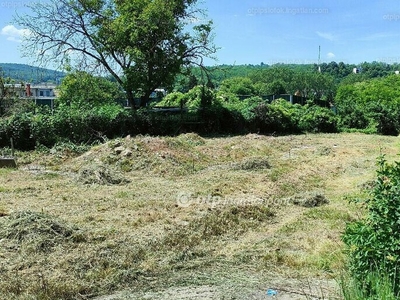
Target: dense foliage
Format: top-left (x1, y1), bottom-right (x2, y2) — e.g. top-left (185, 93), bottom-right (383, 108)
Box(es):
top-left (343, 156), bottom-right (400, 298)
top-left (335, 75), bottom-right (400, 135)
top-left (0, 61), bottom-right (400, 150)
top-left (57, 71), bottom-right (125, 109)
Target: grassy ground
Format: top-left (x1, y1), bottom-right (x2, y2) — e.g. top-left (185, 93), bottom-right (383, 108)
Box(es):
top-left (0, 132), bottom-right (399, 299)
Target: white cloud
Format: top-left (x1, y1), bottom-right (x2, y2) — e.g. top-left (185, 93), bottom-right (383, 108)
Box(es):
top-left (1, 25), bottom-right (30, 43)
top-left (316, 31), bottom-right (337, 42)
top-left (327, 52), bottom-right (335, 59)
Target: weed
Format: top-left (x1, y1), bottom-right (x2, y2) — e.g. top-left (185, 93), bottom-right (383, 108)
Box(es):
top-left (339, 270), bottom-right (400, 300)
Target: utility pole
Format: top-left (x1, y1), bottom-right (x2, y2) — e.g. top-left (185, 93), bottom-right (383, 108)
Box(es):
top-left (318, 45), bottom-right (321, 73)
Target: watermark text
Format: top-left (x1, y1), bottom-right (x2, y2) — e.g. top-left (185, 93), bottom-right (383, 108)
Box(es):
top-left (248, 7), bottom-right (329, 16)
top-left (383, 14), bottom-right (400, 21)
top-left (176, 192), bottom-right (291, 208)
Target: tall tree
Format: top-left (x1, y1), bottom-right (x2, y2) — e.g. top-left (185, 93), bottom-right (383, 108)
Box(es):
top-left (16, 0), bottom-right (216, 107)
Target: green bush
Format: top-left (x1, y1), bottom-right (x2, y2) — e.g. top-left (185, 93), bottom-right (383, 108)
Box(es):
top-left (30, 109), bottom-right (57, 147)
top-left (367, 103), bottom-right (399, 136)
top-left (336, 101), bottom-right (370, 131)
top-left (4, 112), bottom-right (35, 150)
top-left (219, 77), bottom-right (256, 96)
top-left (56, 71), bottom-right (124, 108)
top-left (156, 92), bottom-right (186, 107)
top-left (342, 156), bottom-right (400, 297)
top-left (53, 104), bottom-right (128, 144)
top-left (335, 75), bottom-right (400, 135)
top-left (269, 99), bottom-right (302, 133)
top-left (298, 104), bottom-right (338, 133)
top-left (251, 102), bottom-right (292, 134)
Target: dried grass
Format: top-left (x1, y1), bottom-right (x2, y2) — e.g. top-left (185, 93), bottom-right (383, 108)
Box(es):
top-left (288, 192), bottom-right (330, 208)
top-left (0, 210), bottom-right (85, 252)
top-left (77, 163), bottom-right (130, 185)
top-left (1, 133), bottom-right (399, 299)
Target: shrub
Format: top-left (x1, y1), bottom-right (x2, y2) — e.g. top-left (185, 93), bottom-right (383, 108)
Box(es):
top-left (367, 103), bottom-right (399, 136)
top-left (250, 99), bottom-right (302, 134)
top-left (218, 77), bottom-right (256, 96)
top-left (53, 104), bottom-right (127, 144)
top-left (5, 112), bottom-right (35, 150)
top-left (336, 101), bottom-right (370, 131)
top-left (342, 156), bottom-right (400, 297)
top-left (299, 104), bottom-right (338, 133)
top-left (251, 102), bottom-right (290, 134)
top-left (30, 109), bottom-right (57, 147)
top-left (56, 71), bottom-right (124, 108)
top-left (269, 99), bottom-right (302, 133)
top-left (156, 91), bottom-right (186, 107)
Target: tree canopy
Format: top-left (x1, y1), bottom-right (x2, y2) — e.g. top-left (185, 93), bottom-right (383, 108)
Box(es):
top-left (56, 71), bottom-right (125, 108)
top-left (16, 0), bottom-right (216, 107)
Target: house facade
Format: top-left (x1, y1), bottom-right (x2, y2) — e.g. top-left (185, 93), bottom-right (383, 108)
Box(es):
top-left (3, 82), bottom-right (58, 109)
top-left (27, 83), bottom-right (58, 109)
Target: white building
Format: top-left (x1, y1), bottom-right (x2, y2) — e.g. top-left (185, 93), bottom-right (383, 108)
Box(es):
top-left (3, 82), bottom-right (58, 108)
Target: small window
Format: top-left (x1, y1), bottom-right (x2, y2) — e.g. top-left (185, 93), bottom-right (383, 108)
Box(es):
top-left (39, 90), bottom-right (44, 97)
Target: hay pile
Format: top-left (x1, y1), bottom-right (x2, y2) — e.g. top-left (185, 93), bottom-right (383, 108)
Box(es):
top-left (66, 133), bottom-right (208, 176)
top-left (232, 156), bottom-right (271, 171)
top-left (287, 192), bottom-right (329, 208)
top-left (77, 163), bottom-right (130, 185)
top-left (0, 211), bottom-right (85, 252)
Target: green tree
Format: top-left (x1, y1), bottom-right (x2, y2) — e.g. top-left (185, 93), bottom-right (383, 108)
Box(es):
top-left (56, 71), bottom-right (124, 108)
top-left (335, 75), bottom-right (400, 134)
top-left (219, 77), bottom-right (256, 96)
top-left (292, 72), bottom-right (336, 101)
top-left (0, 69), bottom-right (23, 116)
top-left (266, 80), bottom-right (286, 95)
top-left (17, 0), bottom-right (216, 107)
top-left (250, 66), bottom-right (295, 93)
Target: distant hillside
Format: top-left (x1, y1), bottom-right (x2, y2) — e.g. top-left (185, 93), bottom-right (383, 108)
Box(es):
top-left (0, 63), bottom-right (65, 84)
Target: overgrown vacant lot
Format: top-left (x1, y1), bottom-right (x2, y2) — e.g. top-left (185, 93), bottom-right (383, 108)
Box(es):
top-left (0, 133), bottom-right (399, 299)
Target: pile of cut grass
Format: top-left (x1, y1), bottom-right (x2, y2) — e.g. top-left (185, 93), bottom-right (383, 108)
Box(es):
top-left (163, 204), bottom-right (275, 250)
top-left (0, 210), bottom-right (85, 252)
top-left (78, 163), bottom-right (130, 185)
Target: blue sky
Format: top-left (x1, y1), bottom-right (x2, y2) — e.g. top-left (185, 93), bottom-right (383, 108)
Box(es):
top-left (1, 0), bottom-right (400, 66)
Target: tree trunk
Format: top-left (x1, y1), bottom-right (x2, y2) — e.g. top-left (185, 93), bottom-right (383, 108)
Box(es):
top-left (127, 89), bottom-right (136, 109)
top-left (140, 92), bottom-right (152, 108)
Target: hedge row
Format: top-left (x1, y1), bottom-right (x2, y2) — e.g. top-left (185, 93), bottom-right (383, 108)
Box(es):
top-left (0, 99), bottom-right (341, 150)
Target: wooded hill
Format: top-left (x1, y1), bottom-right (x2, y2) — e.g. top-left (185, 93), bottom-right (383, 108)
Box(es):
top-left (2, 61), bottom-right (400, 88)
top-left (0, 63), bottom-right (65, 84)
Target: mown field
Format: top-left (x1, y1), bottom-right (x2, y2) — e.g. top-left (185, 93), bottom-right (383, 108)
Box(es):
top-left (0, 133), bottom-right (399, 300)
